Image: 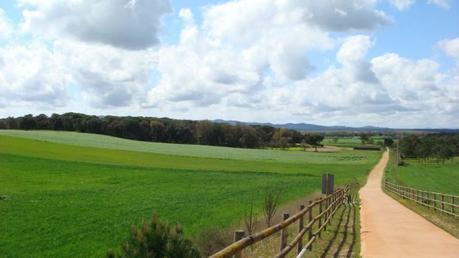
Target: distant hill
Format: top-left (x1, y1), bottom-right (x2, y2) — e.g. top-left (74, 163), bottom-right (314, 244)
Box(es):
top-left (213, 120), bottom-right (458, 133)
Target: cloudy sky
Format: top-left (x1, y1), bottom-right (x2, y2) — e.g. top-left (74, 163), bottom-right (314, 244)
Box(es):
top-left (0, 0), bottom-right (458, 128)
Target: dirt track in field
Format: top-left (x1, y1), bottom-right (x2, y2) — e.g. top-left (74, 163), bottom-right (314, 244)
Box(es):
top-left (359, 150), bottom-right (459, 258)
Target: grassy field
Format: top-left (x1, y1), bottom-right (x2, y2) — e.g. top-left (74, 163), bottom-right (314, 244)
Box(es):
top-left (384, 150), bottom-right (459, 237)
top-left (0, 131), bottom-right (381, 257)
top-left (322, 137), bottom-right (362, 148)
top-left (385, 152), bottom-right (459, 195)
top-left (0, 130), bottom-right (367, 164)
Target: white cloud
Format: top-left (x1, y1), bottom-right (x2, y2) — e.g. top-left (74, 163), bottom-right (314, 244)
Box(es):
top-left (428, 0), bottom-right (450, 9)
top-left (55, 40), bottom-right (158, 108)
top-left (389, 0), bottom-right (415, 10)
top-left (19, 0), bottom-right (171, 50)
top-left (0, 0), bottom-right (457, 128)
top-left (337, 35), bottom-right (378, 83)
top-left (388, 0), bottom-right (450, 10)
top-left (0, 8), bottom-right (12, 40)
top-left (438, 38), bottom-right (459, 63)
top-left (147, 0), bottom-right (390, 108)
top-left (0, 44), bottom-right (68, 106)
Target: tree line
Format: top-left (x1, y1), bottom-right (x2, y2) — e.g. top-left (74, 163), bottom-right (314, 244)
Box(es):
top-left (399, 134), bottom-right (459, 163)
top-left (0, 113), bottom-right (325, 149)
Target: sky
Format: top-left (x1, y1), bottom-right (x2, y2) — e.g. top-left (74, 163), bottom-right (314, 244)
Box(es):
top-left (0, 0), bottom-right (458, 128)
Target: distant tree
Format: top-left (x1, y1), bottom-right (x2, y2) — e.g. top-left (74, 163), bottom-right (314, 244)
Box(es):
top-left (150, 120), bottom-right (165, 141)
top-left (271, 129), bottom-right (290, 150)
top-left (49, 113), bottom-right (64, 130)
top-left (415, 141), bottom-right (431, 163)
top-left (18, 114), bottom-right (36, 130)
top-left (305, 134), bottom-right (324, 152)
top-left (360, 133), bottom-right (371, 144)
top-left (35, 114), bottom-right (49, 129)
top-left (383, 138), bottom-right (394, 147)
top-left (5, 117), bottom-right (18, 129)
top-left (87, 117), bottom-right (103, 134)
top-left (399, 135), bottom-right (420, 158)
top-left (300, 139), bottom-right (309, 151)
top-left (433, 138), bottom-right (455, 164)
top-left (239, 126), bottom-right (260, 148)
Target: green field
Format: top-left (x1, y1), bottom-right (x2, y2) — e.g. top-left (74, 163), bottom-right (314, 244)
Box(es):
top-left (322, 137), bottom-right (362, 148)
top-left (385, 153), bottom-right (459, 195)
top-left (0, 131), bottom-right (381, 257)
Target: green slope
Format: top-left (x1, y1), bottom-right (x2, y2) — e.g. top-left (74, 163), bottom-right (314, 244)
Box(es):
top-left (0, 130), bottom-right (375, 164)
top-left (0, 132), bottom-right (381, 257)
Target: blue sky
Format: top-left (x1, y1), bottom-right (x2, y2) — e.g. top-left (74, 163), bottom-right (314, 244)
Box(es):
top-left (0, 0), bottom-right (458, 128)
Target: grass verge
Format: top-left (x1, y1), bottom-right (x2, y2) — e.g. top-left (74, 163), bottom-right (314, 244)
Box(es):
top-left (384, 149), bottom-right (459, 238)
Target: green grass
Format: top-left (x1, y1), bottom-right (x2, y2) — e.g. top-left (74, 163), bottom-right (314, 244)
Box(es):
top-left (385, 153), bottom-right (459, 195)
top-left (384, 150), bottom-right (459, 238)
top-left (0, 130), bottom-right (369, 164)
top-left (323, 137), bottom-right (362, 148)
top-left (0, 131), bottom-right (381, 257)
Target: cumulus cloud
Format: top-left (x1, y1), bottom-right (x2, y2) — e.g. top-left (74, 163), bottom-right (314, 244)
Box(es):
top-left (147, 0), bottom-right (390, 107)
top-left (0, 44), bottom-right (68, 106)
top-left (19, 0), bottom-right (171, 49)
top-left (56, 40), bottom-right (157, 108)
top-left (389, 0), bottom-right (415, 10)
top-left (389, 0), bottom-right (450, 10)
top-left (438, 38), bottom-right (459, 64)
top-left (1, 0), bottom-right (457, 128)
top-left (337, 35), bottom-right (379, 83)
top-left (428, 0), bottom-right (450, 9)
top-left (0, 8), bottom-right (12, 40)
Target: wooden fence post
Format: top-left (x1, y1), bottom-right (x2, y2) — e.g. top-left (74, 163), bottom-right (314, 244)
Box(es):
top-left (233, 230), bottom-right (245, 258)
top-left (308, 201), bottom-right (313, 251)
top-left (318, 198), bottom-right (323, 237)
top-left (324, 197), bottom-right (329, 230)
top-left (452, 196), bottom-right (455, 215)
top-left (297, 205), bottom-right (305, 254)
top-left (434, 193), bottom-right (437, 209)
top-left (441, 194), bottom-right (445, 211)
top-left (279, 213), bottom-right (289, 256)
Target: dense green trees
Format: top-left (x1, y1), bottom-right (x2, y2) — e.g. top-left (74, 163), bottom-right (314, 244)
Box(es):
top-left (399, 134), bottom-right (459, 163)
top-left (0, 113), bottom-right (309, 149)
top-left (304, 135), bottom-right (324, 152)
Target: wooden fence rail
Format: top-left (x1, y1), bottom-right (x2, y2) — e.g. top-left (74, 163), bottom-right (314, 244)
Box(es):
top-left (209, 184), bottom-right (356, 258)
top-left (384, 179), bottom-right (458, 217)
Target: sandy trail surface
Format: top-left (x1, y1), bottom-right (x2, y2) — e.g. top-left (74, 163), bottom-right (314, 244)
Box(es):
top-left (359, 150), bottom-right (459, 258)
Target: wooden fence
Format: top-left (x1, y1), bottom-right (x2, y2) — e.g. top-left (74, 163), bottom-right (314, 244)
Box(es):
top-left (209, 184), bottom-right (356, 258)
top-left (384, 179), bottom-right (458, 217)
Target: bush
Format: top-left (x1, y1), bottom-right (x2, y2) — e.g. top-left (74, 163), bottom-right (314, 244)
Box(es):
top-left (108, 214), bottom-right (201, 258)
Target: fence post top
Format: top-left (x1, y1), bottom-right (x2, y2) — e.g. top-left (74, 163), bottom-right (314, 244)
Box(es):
top-left (283, 213), bottom-right (290, 220)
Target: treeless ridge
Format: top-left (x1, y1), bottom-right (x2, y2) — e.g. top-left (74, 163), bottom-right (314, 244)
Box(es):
top-left (360, 150), bottom-right (459, 258)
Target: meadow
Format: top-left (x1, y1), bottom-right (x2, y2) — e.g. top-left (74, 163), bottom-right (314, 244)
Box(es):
top-left (0, 131), bottom-right (381, 257)
top-left (322, 136), bottom-right (363, 148)
top-left (385, 153), bottom-right (459, 195)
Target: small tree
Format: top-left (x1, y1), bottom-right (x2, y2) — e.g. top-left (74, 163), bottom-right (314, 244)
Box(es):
top-left (244, 197), bottom-right (256, 236)
top-left (383, 138), bottom-right (394, 147)
top-left (305, 135), bottom-right (324, 152)
top-left (263, 190), bottom-right (280, 227)
top-left (108, 214), bottom-right (201, 258)
top-left (360, 133), bottom-right (370, 144)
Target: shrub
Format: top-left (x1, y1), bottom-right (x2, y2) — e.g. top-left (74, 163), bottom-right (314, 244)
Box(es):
top-left (108, 214), bottom-right (201, 258)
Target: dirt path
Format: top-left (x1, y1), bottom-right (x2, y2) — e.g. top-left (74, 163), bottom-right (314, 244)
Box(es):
top-left (359, 150), bottom-right (459, 258)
